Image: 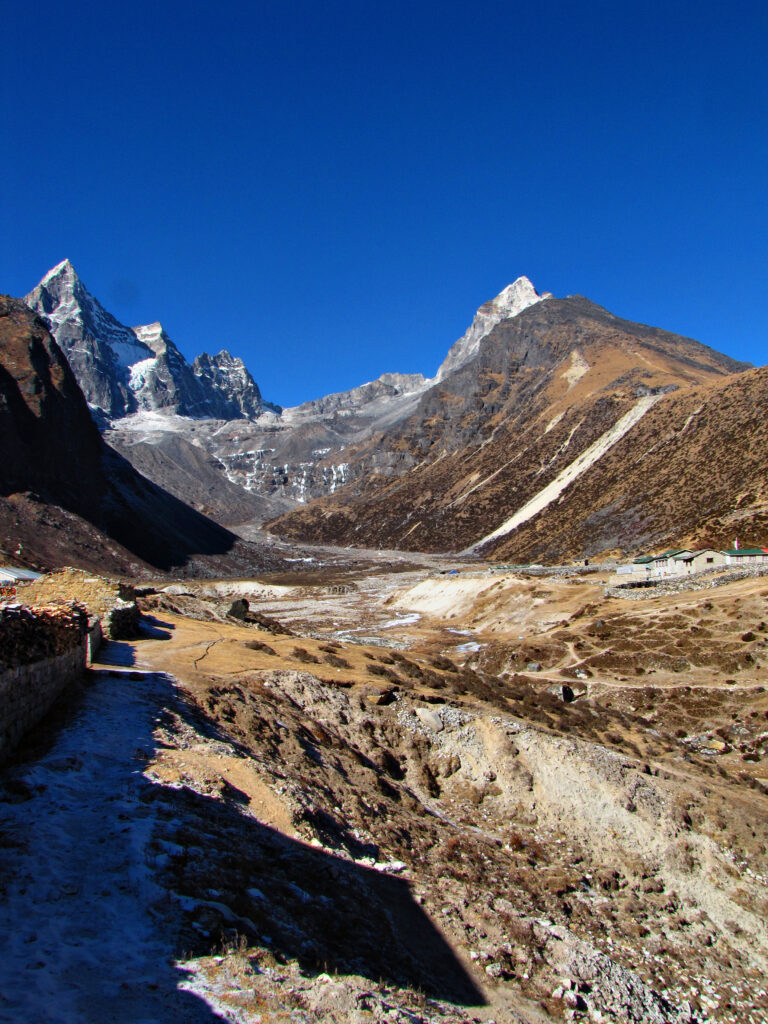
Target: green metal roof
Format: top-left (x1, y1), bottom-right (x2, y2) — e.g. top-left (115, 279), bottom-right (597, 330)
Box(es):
top-left (722, 548), bottom-right (768, 556)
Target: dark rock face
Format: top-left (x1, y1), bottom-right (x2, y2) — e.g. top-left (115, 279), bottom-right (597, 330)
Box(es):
top-left (0, 296), bottom-right (281, 575)
top-left (24, 261), bottom-right (265, 422)
top-left (0, 295), bottom-right (105, 503)
top-left (192, 350), bottom-right (264, 419)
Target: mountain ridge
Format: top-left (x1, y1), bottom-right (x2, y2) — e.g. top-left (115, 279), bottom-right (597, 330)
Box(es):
top-left (268, 293), bottom-right (755, 557)
top-left (0, 295), bottom-right (284, 575)
top-left (19, 261), bottom-right (760, 561)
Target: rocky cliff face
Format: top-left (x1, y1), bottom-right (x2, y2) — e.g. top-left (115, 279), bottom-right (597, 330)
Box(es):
top-left (435, 275), bottom-right (549, 380)
top-left (24, 260), bottom-right (266, 422)
top-left (0, 294), bottom-right (105, 502)
top-left (192, 349), bottom-right (267, 419)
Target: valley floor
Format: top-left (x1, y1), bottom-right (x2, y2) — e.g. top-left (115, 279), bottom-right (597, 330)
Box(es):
top-left (2, 560), bottom-right (768, 1023)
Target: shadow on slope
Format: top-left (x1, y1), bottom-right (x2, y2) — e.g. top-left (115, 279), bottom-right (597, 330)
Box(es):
top-left (99, 447), bottom-right (238, 571)
top-left (0, 297), bottom-right (250, 572)
top-left (0, 656), bottom-right (483, 1023)
top-left (151, 779), bottom-right (486, 1007)
top-left (145, 674), bottom-right (486, 1006)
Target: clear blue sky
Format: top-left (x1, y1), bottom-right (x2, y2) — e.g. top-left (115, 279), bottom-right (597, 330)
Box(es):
top-left (4, 0), bottom-right (768, 406)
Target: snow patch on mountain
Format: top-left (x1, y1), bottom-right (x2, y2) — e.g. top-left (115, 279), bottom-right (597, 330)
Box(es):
top-left (127, 358), bottom-right (159, 393)
top-left (464, 395), bottom-right (662, 553)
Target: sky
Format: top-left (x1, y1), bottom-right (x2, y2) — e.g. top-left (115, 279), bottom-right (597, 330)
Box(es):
top-left (4, 0), bottom-right (768, 406)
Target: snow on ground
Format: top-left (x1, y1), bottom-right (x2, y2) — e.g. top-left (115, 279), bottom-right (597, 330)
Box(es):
top-left (0, 642), bottom-right (230, 1024)
top-left (107, 409), bottom-right (200, 434)
top-left (379, 612), bottom-right (421, 629)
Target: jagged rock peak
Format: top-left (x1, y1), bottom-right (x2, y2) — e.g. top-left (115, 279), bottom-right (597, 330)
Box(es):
top-left (24, 261), bottom-right (267, 423)
top-left (436, 276), bottom-right (551, 380)
top-left (484, 276), bottom-right (545, 317)
top-left (40, 257), bottom-right (77, 286)
top-left (192, 350), bottom-right (263, 419)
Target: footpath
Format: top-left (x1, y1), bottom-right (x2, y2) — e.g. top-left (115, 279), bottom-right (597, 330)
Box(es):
top-left (0, 638), bottom-right (224, 1024)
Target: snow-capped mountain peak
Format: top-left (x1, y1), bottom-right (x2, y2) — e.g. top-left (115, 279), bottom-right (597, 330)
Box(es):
top-left (435, 276), bottom-right (550, 380)
top-left (24, 261), bottom-right (266, 422)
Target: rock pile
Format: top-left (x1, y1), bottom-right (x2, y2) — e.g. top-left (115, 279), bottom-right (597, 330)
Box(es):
top-left (0, 604), bottom-right (87, 671)
top-left (17, 568), bottom-right (140, 639)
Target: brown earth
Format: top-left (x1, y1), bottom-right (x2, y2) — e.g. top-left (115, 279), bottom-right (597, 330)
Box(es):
top-left (34, 559), bottom-right (760, 1023)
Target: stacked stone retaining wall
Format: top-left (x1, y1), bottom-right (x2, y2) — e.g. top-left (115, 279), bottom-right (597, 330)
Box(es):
top-left (0, 604), bottom-right (87, 764)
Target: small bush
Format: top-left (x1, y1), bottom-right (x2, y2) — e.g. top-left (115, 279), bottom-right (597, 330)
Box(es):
top-left (244, 640), bottom-right (276, 655)
top-left (324, 653), bottom-right (350, 669)
top-left (292, 646), bottom-right (320, 664)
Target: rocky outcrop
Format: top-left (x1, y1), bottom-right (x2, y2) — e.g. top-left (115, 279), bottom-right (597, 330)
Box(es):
top-left (191, 350), bottom-right (266, 418)
top-left (548, 925), bottom-right (697, 1023)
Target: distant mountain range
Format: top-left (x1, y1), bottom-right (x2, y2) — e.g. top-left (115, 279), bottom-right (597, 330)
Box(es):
top-left (14, 259), bottom-right (766, 564)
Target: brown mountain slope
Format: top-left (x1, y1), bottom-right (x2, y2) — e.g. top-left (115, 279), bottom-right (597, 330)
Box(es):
top-left (293, 295), bottom-right (746, 484)
top-left (268, 296), bottom-right (751, 557)
top-left (479, 364), bottom-right (768, 561)
top-left (0, 297), bottom-right (283, 575)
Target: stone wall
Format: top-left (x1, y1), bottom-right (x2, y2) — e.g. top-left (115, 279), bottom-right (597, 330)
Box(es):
top-left (0, 605), bottom-right (87, 764)
top-left (17, 568), bottom-right (137, 621)
top-left (605, 563), bottom-right (768, 600)
top-left (16, 569), bottom-right (141, 641)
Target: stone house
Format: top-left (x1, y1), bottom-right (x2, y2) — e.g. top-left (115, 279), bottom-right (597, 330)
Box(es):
top-left (622, 545), bottom-right (767, 579)
top-left (722, 547), bottom-right (768, 566)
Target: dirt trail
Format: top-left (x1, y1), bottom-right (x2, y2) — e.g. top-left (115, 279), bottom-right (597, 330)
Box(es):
top-left (0, 652), bottom-right (223, 1024)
